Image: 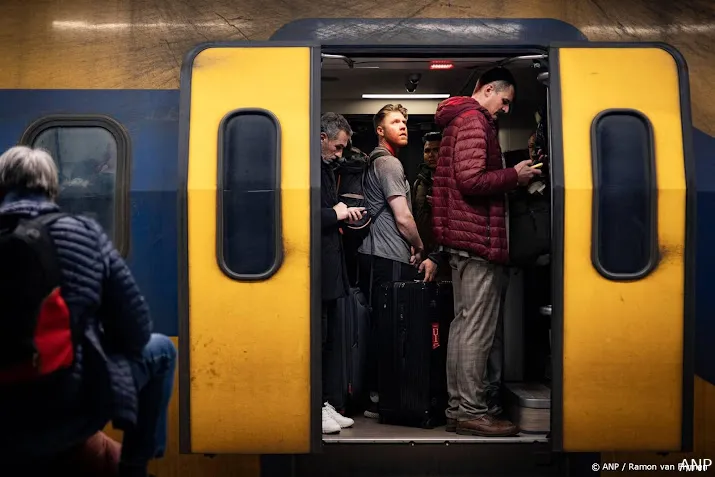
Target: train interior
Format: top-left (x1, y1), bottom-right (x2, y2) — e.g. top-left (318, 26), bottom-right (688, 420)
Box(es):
top-left (320, 51), bottom-right (552, 444)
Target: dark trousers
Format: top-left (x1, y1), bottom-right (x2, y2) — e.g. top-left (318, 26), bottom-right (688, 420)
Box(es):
top-left (356, 253), bottom-right (418, 393)
top-left (523, 264), bottom-right (552, 382)
top-left (321, 299), bottom-right (337, 404)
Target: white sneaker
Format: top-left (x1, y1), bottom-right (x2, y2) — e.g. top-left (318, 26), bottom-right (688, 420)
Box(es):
top-left (322, 407), bottom-right (341, 434)
top-left (323, 402), bottom-right (354, 428)
top-left (364, 391), bottom-right (379, 419)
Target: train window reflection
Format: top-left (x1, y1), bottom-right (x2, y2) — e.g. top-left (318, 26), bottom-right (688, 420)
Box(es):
top-left (21, 117), bottom-right (131, 256)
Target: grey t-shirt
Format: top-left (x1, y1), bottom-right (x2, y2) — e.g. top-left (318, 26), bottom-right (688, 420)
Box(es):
top-left (358, 147), bottom-right (413, 264)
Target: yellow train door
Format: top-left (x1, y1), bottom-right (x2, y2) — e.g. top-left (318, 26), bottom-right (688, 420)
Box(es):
top-left (549, 43), bottom-right (695, 452)
top-left (177, 43), bottom-right (322, 454)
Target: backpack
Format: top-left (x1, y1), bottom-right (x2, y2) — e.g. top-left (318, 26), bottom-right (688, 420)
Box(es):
top-left (508, 191), bottom-right (550, 266)
top-left (336, 147), bottom-right (390, 243)
top-left (0, 212), bottom-right (74, 385)
top-left (412, 165), bottom-right (434, 213)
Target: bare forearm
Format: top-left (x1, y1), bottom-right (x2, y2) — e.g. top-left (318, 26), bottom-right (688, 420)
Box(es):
top-left (386, 194), bottom-right (424, 252)
top-left (396, 216), bottom-right (424, 252)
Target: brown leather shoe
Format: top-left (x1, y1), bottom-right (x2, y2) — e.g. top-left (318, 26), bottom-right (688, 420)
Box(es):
top-left (456, 414), bottom-right (519, 437)
top-left (445, 418), bottom-right (457, 432)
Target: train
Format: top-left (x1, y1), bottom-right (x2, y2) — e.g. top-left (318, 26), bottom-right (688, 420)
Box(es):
top-left (0, 0), bottom-right (713, 475)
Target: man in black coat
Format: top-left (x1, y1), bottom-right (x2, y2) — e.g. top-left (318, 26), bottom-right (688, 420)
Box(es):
top-left (319, 112), bottom-right (365, 434)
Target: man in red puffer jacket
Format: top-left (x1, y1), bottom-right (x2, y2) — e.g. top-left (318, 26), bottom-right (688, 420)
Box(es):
top-left (432, 67), bottom-right (541, 437)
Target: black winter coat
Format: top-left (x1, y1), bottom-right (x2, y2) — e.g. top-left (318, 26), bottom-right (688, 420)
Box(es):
top-left (320, 161), bottom-right (347, 302)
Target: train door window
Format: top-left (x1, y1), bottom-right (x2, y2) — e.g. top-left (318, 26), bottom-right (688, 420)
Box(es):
top-left (591, 109), bottom-right (658, 279)
top-left (217, 109), bottom-right (282, 280)
top-left (20, 116), bottom-right (131, 255)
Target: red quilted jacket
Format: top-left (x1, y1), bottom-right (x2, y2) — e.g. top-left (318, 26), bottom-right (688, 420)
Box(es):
top-left (431, 96), bottom-right (519, 264)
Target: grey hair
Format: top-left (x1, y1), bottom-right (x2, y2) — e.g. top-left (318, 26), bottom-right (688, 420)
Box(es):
top-left (321, 112), bottom-right (353, 140)
top-left (0, 146), bottom-right (60, 199)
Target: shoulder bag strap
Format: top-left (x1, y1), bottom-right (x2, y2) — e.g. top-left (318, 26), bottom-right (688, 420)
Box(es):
top-left (366, 158), bottom-right (389, 310)
top-left (24, 212), bottom-right (68, 229)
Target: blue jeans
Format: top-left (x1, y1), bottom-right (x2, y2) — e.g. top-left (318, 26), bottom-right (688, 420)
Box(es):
top-left (120, 333), bottom-right (177, 466)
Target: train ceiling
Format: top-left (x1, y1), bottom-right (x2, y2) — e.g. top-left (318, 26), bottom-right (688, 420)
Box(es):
top-left (321, 56), bottom-right (547, 100)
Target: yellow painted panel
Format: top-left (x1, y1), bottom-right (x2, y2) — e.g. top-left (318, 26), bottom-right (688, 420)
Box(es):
top-left (600, 377), bottom-right (715, 476)
top-left (559, 47), bottom-right (686, 451)
top-left (187, 46), bottom-right (312, 453)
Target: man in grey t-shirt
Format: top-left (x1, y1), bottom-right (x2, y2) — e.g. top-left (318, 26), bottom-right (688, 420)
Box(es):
top-left (358, 146), bottom-right (414, 264)
top-left (356, 103), bottom-right (438, 420)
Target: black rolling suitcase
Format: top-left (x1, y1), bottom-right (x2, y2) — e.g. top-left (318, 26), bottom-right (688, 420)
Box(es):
top-left (324, 285), bottom-right (370, 414)
top-left (324, 234), bottom-right (371, 415)
top-left (375, 280), bottom-right (454, 428)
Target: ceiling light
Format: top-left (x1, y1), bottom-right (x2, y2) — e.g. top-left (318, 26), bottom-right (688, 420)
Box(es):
top-left (430, 61), bottom-right (454, 70)
top-left (362, 94), bottom-right (450, 99)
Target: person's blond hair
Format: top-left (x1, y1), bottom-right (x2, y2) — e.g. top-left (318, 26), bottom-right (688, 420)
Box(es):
top-left (373, 104), bottom-right (408, 131)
